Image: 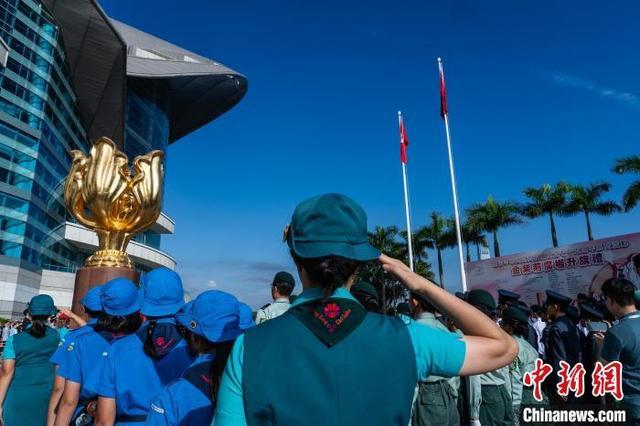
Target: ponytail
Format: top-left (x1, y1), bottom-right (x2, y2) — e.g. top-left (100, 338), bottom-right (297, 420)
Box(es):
top-left (210, 341), bottom-right (233, 404)
top-left (143, 319), bottom-right (159, 359)
top-left (28, 315), bottom-right (48, 338)
top-left (181, 330), bottom-right (236, 404)
top-left (291, 253), bottom-right (361, 298)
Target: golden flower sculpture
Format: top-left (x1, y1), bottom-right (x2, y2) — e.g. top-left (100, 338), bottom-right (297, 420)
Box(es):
top-left (64, 137), bottom-right (165, 268)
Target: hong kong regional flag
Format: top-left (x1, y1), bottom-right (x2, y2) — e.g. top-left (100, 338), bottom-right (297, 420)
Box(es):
top-left (399, 114), bottom-right (409, 164)
top-left (439, 59), bottom-right (448, 119)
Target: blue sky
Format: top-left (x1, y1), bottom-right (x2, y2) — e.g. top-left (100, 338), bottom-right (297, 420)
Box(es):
top-left (101, 0), bottom-right (640, 307)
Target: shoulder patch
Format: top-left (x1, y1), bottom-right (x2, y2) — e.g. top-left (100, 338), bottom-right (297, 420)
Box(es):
top-left (151, 403), bottom-right (165, 414)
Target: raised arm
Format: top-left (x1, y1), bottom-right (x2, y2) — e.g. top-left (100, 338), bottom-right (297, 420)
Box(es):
top-left (380, 254), bottom-right (518, 375)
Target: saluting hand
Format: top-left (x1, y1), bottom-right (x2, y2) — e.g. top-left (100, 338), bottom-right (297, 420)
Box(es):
top-left (379, 254), bottom-right (431, 292)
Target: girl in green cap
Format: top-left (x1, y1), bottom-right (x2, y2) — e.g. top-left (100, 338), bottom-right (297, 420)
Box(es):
top-left (0, 294), bottom-right (60, 425)
top-left (213, 193), bottom-right (518, 426)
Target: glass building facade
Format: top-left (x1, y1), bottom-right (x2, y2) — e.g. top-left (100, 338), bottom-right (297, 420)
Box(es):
top-left (0, 0), bottom-right (168, 270)
top-left (0, 0), bottom-right (88, 271)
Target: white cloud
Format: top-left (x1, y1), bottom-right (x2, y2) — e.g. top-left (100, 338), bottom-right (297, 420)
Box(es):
top-left (208, 280), bottom-right (217, 288)
top-left (541, 70), bottom-right (640, 107)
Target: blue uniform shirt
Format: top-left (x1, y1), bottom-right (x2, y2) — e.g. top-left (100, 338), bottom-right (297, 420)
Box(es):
top-left (50, 319), bottom-right (97, 367)
top-left (146, 354), bottom-right (215, 426)
top-left (213, 287), bottom-right (466, 425)
top-left (97, 318), bottom-right (193, 424)
top-left (58, 328), bottom-right (115, 401)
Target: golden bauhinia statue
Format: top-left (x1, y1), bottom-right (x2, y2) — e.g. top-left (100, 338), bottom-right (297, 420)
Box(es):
top-left (64, 137), bottom-right (164, 268)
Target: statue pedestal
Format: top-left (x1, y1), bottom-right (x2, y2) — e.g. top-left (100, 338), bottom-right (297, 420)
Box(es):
top-left (71, 266), bottom-right (139, 315)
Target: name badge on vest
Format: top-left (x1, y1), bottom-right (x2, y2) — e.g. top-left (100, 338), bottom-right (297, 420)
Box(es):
top-left (289, 298), bottom-right (366, 347)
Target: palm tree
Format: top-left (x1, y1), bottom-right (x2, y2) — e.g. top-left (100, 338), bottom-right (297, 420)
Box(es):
top-left (363, 226), bottom-right (405, 311)
top-left (368, 225), bottom-right (402, 256)
top-left (460, 219), bottom-right (488, 262)
top-left (415, 212), bottom-right (456, 287)
top-left (466, 196), bottom-right (523, 257)
top-left (564, 183), bottom-right (621, 240)
top-left (522, 182), bottom-right (571, 247)
top-left (612, 156), bottom-right (640, 212)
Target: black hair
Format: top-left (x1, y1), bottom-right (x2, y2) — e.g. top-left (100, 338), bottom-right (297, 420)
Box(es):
top-left (410, 292), bottom-right (436, 313)
top-left (291, 253), bottom-right (362, 298)
top-left (633, 254), bottom-right (640, 269)
top-left (601, 277), bottom-right (636, 307)
top-left (352, 292), bottom-right (380, 313)
top-left (180, 327), bottom-right (235, 404)
top-left (28, 315), bottom-right (50, 338)
top-left (84, 308), bottom-right (103, 319)
top-left (503, 317), bottom-right (528, 338)
top-left (549, 299), bottom-right (568, 312)
top-left (273, 282), bottom-right (294, 297)
top-left (95, 311), bottom-right (142, 335)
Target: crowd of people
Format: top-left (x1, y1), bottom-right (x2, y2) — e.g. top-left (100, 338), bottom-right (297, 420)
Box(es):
top-left (0, 193), bottom-right (637, 425)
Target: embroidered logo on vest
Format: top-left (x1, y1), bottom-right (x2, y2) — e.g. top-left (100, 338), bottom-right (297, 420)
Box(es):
top-left (290, 298), bottom-right (366, 347)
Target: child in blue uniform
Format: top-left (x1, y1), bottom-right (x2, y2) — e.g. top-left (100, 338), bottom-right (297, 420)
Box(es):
top-left (48, 285), bottom-right (103, 425)
top-left (55, 279), bottom-right (142, 425)
top-left (96, 268), bottom-right (193, 425)
top-left (145, 290), bottom-right (243, 425)
top-left (214, 193), bottom-right (518, 426)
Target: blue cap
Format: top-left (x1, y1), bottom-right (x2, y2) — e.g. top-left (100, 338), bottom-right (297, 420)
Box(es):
top-left (238, 303), bottom-right (255, 330)
top-left (176, 290), bottom-right (241, 343)
top-left (140, 268), bottom-right (184, 317)
top-left (101, 278), bottom-right (140, 316)
top-left (80, 285), bottom-right (103, 312)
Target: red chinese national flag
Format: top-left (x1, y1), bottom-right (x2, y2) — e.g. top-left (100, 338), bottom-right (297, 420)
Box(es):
top-left (439, 60), bottom-right (448, 119)
top-left (399, 114), bottom-right (409, 163)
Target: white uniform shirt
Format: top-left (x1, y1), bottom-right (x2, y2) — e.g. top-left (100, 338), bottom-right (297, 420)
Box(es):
top-left (530, 317), bottom-right (546, 357)
top-left (255, 298), bottom-right (291, 324)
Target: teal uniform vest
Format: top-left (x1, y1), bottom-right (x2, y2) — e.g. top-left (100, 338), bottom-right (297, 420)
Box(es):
top-left (4, 327), bottom-right (59, 426)
top-left (242, 299), bottom-right (417, 426)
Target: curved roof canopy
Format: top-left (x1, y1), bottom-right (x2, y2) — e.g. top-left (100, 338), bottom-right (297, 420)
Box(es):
top-left (42, 0), bottom-right (247, 147)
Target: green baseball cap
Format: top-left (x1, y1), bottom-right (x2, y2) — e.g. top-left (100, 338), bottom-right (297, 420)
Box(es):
top-left (285, 193), bottom-right (380, 261)
top-left (272, 271), bottom-right (295, 288)
top-left (466, 289), bottom-right (496, 311)
top-left (503, 306), bottom-right (528, 323)
top-left (28, 294), bottom-right (56, 316)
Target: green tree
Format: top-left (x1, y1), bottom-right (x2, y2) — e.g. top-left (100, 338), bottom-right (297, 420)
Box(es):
top-left (564, 183), bottom-right (621, 241)
top-left (415, 212), bottom-right (456, 287)
top-left (466, 196), bottom-right (523, 257)
top-left (522, 182), bottom-right (571, 247)
top-left (360, 226), bottom-right (424, 311)
top-left (460, 219), bottom-right (488, 262)
top-left (612, 156), bottom-right (640, 212)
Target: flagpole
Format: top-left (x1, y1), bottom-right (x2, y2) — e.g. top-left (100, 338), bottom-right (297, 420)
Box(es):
top-left (438, 57), bottom-right (468, 292)
top-left (398, 111), bottom-right (415, 271)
